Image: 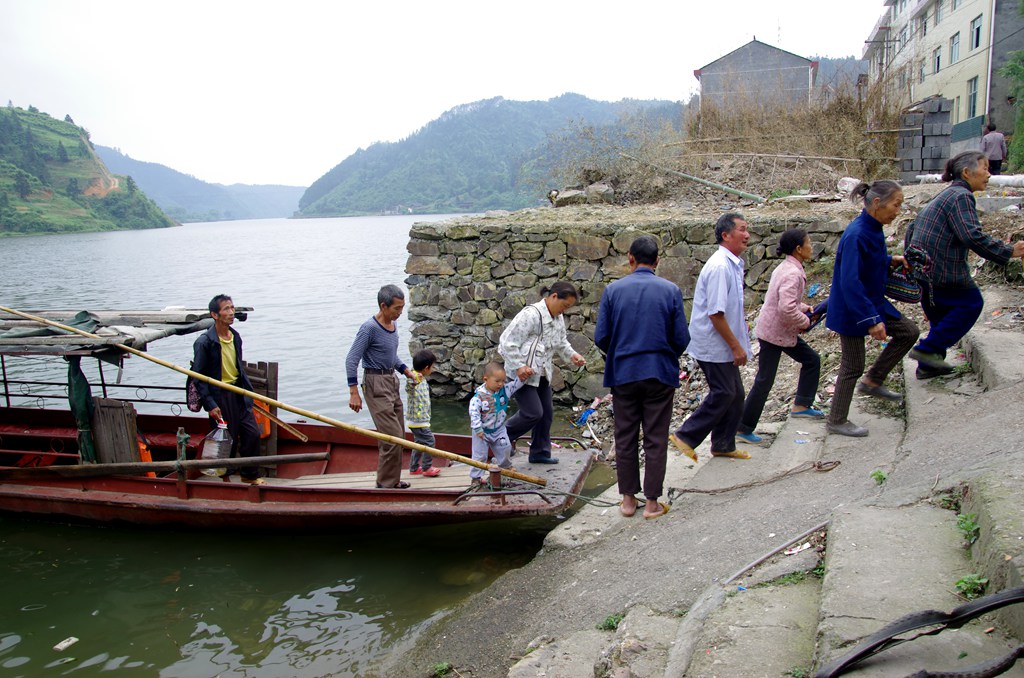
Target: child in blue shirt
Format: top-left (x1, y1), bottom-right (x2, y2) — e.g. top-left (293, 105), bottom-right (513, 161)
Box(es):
top-left (468, 361), bottom-right (525, 483)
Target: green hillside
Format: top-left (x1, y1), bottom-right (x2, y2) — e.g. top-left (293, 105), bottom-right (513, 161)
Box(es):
top-left (298, 94), bottom-right (682, 217)
top-left (0, 105), bottom-right (173, 235)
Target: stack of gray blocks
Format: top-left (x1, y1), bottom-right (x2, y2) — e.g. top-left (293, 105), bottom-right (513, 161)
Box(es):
top-left (898, 97), bottom-right (953, 182)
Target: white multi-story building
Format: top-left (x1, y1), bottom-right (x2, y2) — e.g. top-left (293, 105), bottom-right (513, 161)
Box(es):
top-left (863, 0), bottom-right (1021, 142)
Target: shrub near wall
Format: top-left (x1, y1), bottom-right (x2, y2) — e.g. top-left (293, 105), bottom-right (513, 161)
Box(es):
top-left (404, 206), bottom-right (844, 402)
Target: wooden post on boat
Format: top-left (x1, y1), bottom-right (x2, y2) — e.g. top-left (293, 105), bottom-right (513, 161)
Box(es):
top-left (0, 306), bottom-right (552, 487)
top-left (176, 427), bottom-right (189, 498)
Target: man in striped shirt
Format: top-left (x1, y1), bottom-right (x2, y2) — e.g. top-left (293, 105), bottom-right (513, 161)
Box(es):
top-left (346, 284), bottom-right (420, 489)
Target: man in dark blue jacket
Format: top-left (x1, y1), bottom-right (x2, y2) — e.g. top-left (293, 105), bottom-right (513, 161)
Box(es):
top-left (595, 236), bottom-right (689, 519)
top-left (193, 294), bottom-right (262, 484)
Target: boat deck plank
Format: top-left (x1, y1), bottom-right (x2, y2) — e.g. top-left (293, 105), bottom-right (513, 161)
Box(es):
top-left (268, 464), bottom-right (477, 490)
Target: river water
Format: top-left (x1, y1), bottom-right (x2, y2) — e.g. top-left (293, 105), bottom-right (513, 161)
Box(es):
top-left (0, 217), bottom-right (610, 677)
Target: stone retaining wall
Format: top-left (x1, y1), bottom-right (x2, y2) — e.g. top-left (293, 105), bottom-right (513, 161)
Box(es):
top-left (404, 207), bottom-right (847, 402)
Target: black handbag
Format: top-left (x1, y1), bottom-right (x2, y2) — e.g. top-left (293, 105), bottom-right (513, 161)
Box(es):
top-left (884, 245), bottom-right (932, 304)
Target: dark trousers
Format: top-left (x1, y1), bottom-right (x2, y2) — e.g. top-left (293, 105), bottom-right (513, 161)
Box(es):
top-left (612, 379), bottom-right (675, 501)
top-left (675, 361), bottom-right (744, 454)
top-left (990, 159), bottom-right (1003, 175)
top-left (916, 283), bottom-right (984, 356)
top-left (213, 390), bottom-right (261, 480)
top-left (739, 338), bottom-right (820, 434)
top-left (505, 377), bottom-right (553, 461)
top-left (828, 315), bottom-right (919, 425)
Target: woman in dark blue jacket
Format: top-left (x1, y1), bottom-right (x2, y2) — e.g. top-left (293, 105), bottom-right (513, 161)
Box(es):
top-left (825, 180), bottom-right (919, 437)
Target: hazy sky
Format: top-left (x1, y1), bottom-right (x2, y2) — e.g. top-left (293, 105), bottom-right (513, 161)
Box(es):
top-left (2, 1), bottom-right (885, 187)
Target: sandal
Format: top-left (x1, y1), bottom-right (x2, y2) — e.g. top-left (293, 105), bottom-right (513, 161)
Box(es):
top-left (643, 501), bottom-right (670, 520)
top-left (711, 450), bottom-right (752, 460)
top-left (619, 495), bottom-right (639, 518)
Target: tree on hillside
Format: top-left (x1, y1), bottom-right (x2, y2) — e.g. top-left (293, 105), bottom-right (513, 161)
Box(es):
top-left (66, 177), bottom-right (80, 197)
top-left (14, 171), bottom-right (31, 198)
top-left (64, 114), bottom-right (74, 124)
top-left (125, 175), bottom-right (137, 195)
top-left (57, 141), bottom-right (69, 162)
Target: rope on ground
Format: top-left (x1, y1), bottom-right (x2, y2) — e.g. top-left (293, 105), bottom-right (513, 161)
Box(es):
top-left (459, 478), bottom-right (620, 508)
top-left (668, 459), bottom-right (840, 497)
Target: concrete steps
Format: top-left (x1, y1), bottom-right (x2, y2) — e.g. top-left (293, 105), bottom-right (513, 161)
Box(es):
top-left (504, 288), bottom-right (1024, 678)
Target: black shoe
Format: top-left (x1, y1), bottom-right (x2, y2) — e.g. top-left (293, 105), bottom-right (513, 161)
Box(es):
top-left (529, 457), bottom-right (559, 464)
top-left (916, 364), bottom-right (955, 380)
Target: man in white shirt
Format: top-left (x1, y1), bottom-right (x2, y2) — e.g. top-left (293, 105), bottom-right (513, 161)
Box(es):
top-left (670, 213), bottom-right (754, 461)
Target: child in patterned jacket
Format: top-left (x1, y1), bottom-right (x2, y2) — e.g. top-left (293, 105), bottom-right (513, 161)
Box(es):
top-left (406, 349), bottom-right (441, 476)
top-left (468, 361), bottom-right (525, 484)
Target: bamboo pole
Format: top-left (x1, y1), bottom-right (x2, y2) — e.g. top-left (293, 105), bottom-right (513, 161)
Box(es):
top-left (0, 306), bottom-right (548, 487)
top-left (0, 452), bottom-right (330, 480)
top-left (257, 406), bottom-right (308, 442)
top-left (620, 153), bottom-right (766, 204)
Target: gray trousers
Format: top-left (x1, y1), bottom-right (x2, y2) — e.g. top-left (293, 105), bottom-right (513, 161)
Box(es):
top-left (409, 427), bottom-right (435, 471)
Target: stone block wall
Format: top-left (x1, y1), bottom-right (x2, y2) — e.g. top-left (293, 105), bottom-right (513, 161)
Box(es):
top-left (404, 207), bottom-right (847, 402)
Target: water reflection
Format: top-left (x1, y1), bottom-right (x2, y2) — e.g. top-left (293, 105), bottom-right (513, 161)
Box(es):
top-left (0, 216), bottom-right (613, 676)
top-left (0, 510), bottom-right (597, 676)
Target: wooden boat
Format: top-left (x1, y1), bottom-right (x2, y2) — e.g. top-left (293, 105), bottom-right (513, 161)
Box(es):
top-left (0, 308), bottom-right (597, 531)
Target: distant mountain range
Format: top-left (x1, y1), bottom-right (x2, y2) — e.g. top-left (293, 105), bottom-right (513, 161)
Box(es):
top-left (298, 93), bottom-right (684, 217)
top-left (94, 146), bottom-right (305, 223)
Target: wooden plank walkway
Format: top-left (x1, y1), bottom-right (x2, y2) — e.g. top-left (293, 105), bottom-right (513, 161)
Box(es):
top-left (268, 463), bottom-right (477, 491)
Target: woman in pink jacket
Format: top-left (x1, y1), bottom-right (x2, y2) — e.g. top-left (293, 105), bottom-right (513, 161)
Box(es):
top-left (736, 228), bottom-right (823, 444)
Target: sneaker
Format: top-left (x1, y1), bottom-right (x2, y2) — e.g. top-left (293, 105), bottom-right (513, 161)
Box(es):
top-left (909, 348), bottom-right (954, 372)
top-left (421, 467), bottom-right (441, 477)
top-left (916, 364), bottom-right (955, 380)
top-left (855, 382), bottom-right (903, 403)
top-left (736, 431), bottom-right (763, 444)
top-left (790, 407), bottom-right (825, 419)
top-left (409, 468), bottom-right (423, 475)
top-left (826, 420), bottom-right (869, 437)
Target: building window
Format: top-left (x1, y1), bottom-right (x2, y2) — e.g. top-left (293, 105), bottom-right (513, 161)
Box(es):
top-left (900, 0), bottom-right (908, 13)
top-left (967, 77), bottom-right (978, 118)
top-left (919, 61), bottom-right (926, 83)
top-left (952, 0), bottom-right (960, 9)
top-left (970, 15), bottom-right (983, 49)
top-left (935, 0), bottom-right (943, 25)
top-left (900, 27), bottom-right (909, 50)
top-left (919, 13), bottom-right (928, 37)
top-left (934, 47), bottom-right (942, 73)
top-left (950, 33), bottom-right (960, 63)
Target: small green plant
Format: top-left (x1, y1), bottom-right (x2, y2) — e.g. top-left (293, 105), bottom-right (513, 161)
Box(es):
top-left (953, 361), bottom-right (974, 376)
top-left (596, 612), bottom-right (625, 631)
top-left (430, 662), bottom-right (453, 678)
top-left (812, 561), bottom-right (826, 578)
top-left (955, 574), bottom-right (988, 599)
top-left (786, 668), bottom-right (809, 678)
top-left (937, 488), bottom-right (964, 512)
top-left (956, 513), bottom-right (980, 545)
top-left (754, 571), bottom-right (807, 588)
top-left (871, 469), bottom-right (888, 485)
